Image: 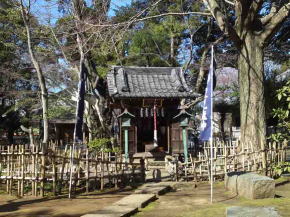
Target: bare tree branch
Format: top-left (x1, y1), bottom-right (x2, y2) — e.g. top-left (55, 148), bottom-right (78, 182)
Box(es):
top-left (195, 36), bottom-right (225, 93)
top-left (184, 95), bottom-right (204, 108)
top-left (49, 26), bottom-right (70, 65)
top-left (203, 0), bottom-right (241, 47)
top-left (86, 11), bottom-right (211, 27)
top-left (260, 2), bottom-right (290, 44)
top-left (183, 24), bottom-right (207, 71)
top-left (224, 0), bottom-right (234, 6)
top-left (261, 2), bottom-right (278, 25)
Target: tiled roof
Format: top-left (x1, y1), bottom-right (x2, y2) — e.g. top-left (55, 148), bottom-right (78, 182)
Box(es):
top-left (107, 66), bottom-right (199, 98)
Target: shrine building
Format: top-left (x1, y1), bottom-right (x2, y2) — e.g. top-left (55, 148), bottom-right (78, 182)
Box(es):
top-left (107, 66), bottom-right (199, 159)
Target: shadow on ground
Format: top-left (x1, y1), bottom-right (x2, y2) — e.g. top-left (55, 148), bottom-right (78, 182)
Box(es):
top-left (0, 187), bottom-right (135, 217)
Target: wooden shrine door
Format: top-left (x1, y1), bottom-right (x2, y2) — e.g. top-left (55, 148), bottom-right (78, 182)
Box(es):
top-left (170, 122), bottom-right (184, 154)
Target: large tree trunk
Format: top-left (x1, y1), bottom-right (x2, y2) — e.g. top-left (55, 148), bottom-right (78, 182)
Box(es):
top-left (238, 35), bottom-right (266, 150)
top-left (21, 4), bottom-right (49, 149)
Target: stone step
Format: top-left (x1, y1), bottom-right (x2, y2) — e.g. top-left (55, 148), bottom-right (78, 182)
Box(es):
top-left (147, 161), bottom-right (165, 166)
top-left (114, 193), bottom-right (156, 208)
top-left (82, 183), bottom-right (173, 217)
top-left (147, 165), bottom-right (166, 170)
top-left (82, 194), bottom-right (156, 217)
top-left (134, 183), bottom-right (172, 195)
top-left (82, 205), bottom-right (138, 217)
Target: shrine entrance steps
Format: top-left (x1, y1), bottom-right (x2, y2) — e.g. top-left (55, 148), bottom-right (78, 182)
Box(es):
top-left (132, 152), bottom-right (172, 182)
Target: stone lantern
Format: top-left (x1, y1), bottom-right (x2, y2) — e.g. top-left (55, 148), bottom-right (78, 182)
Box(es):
top-left (118, 109), bottom-right (135, 162)
top-left (174, 109), bottom-right (193, 163)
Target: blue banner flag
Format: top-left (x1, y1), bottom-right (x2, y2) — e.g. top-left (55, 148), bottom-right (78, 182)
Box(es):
top-left (74, 62), bottom-right (87, 143)
top-left (199, 46), bottom-right (215, 141)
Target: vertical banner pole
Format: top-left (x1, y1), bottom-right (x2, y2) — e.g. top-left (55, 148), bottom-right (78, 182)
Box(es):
top-left (197, 44), bottom-right (215, 203)
top-left (210, 46), bottom-right (214, 203)
top-left (210, 138), bottom-right (213, 203)
top-left (124, 129), bottom-right (129, 162)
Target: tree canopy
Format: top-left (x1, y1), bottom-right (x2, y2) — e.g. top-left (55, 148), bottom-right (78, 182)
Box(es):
top-left (0, 0), bottom-right (289, 147)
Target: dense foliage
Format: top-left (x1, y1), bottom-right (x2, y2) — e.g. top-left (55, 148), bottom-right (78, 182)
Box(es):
top-left (270, 80), bottom-right (290, 142)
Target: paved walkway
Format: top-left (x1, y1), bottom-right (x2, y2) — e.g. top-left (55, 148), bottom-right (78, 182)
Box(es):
top-left (82, 182), bottom-right (175, 217)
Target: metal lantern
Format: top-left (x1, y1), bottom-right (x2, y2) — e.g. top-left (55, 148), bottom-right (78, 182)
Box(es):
top-left (173, 109), bottom-right (193, 127)
top-left (118, 109), bottom-right (135, 162)
top-left (118, 109), bottom-right (135, 127)
top-left (173, 109), bottom-right (193, 163)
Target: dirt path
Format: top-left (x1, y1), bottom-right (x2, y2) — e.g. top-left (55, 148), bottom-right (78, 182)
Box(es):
top-left (134, 180), bottom-right (290, 217)
top-left (1, 179), bottom-right (289, 217)
top-left (0, 188), bottom-right (134, 217)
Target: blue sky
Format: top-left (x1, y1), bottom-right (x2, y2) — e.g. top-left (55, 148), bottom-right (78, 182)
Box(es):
top-left (32, 0), bottom-right (132, 25)
top-left (109, 0), bottom-right (132, 16)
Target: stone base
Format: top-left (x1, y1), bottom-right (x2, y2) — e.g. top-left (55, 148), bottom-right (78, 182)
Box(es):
top-left (226, 206), bottom-right (280, 217)
top-left (225, 172), bottom-right (275, 199)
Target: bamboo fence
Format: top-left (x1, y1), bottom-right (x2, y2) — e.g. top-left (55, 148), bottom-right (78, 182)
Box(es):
top-left (0, 143), bottom-right (145, 197)
top-left (174, 140), bottom-right (288, 182)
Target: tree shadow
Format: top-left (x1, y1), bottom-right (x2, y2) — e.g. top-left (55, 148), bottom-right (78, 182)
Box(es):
top-left (216, 194), bottom-right (239, 202)
top-left (0, 187), bottom-right (134, 214)
top-left (275, 180), bottom-right (290, 187)
top-left (2, 209), bottom-right (53, 217)
top-left (0, 197), bottom-right (55, 213)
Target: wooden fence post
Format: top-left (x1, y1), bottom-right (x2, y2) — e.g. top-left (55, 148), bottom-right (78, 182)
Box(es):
top-left (86, 149), bottom-right (89, 193)
top-left (101, 152), bottom-right (104, 191)
top-left (40, 144), bottom-right (46, 197)
top-left (52, 154), bottom-right (56, 196)
top-left (140, 158), bottom-right (145, 183)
